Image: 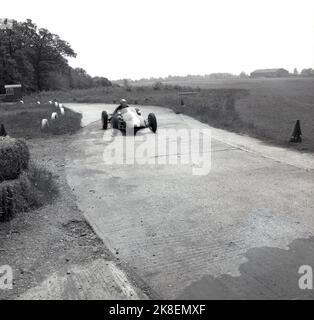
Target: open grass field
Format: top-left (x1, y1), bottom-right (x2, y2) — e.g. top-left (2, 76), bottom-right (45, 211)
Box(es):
top-left (160, 77), bottom-right (314, 152)
top-left (24, 77), bottom-right (314, 152)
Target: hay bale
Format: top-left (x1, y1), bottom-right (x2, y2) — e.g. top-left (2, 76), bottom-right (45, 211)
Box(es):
top-left (51, 112), bottom-right (58, 120)
top-left (41, 119), bottom-right (49, 130)
top-left (0, 173), bottom-right (35, 221)
top-left (0, 179), bottom-right (29, 221)
top-left (0, 163), bottom-right (57, 222)
top-left (0, 137), bottom-right (30, 182)
top-left (0, 181), bottom-right (15, 221)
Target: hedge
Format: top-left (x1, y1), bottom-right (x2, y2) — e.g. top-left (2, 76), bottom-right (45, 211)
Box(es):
top-left (0, 137), bottom-right (30, 182)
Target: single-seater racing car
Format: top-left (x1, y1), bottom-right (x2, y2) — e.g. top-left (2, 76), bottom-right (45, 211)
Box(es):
top-left (101, 106), bottom-right (157, 135)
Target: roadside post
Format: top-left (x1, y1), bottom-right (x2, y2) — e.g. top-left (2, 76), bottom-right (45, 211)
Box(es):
top-left (178, 91), bottom-right (198, 107)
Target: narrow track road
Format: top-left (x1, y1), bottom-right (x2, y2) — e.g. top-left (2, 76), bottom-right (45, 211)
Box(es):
top-left (65, 103), bottom-right (314, 299)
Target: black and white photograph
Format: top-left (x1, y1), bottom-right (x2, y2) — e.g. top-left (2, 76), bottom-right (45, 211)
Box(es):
top-left (1, 0), bottom-right (314, 310)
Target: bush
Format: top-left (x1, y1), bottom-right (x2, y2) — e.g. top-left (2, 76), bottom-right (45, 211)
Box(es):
top-left (0, 137), bottom-right (30, 182)
top-left (153, 82), bottom-right (163, 90)
top-left (0, 162), bottom-right (57, 222)
top-left (26, 161), bottom-right (57, 205)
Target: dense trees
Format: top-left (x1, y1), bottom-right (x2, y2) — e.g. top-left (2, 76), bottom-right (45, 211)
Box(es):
top-left (0, 19), bottom-right (111, 93)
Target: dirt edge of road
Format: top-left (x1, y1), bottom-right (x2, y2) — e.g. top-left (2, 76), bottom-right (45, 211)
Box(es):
top-left (0, 135), bottom-right (157, 300)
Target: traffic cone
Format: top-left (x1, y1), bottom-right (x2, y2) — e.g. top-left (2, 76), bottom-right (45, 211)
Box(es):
top-left (290, 120), bottom-right (302, 143)
top-left (0, 124), bottom-right (7, 137)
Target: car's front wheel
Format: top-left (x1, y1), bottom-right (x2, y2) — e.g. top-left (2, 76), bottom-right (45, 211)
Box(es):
top-left (101, 111), bottom-right (108, 130)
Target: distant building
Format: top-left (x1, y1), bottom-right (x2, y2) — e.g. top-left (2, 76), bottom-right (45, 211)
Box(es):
top-left (250, 68), bottom-right (289, 78)
top-left (4, 84), bottom-right (22, 102)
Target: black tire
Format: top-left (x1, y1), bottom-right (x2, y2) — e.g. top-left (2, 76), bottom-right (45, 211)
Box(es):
top-left (101, 111), bottom-right (108, 130)
top-left (148, 113), bottom-right (157, 133)
top-left (111, 116), bottom-right (119, 130)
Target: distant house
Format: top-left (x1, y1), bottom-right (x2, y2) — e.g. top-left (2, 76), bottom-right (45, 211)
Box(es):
top-left (2, 84), bottom-right (22, 102)
top-left (250, 68), bottom-right (289, 78)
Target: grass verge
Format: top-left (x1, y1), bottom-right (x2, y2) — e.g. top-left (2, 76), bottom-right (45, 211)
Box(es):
top-left (0, 102), bottom-right (82, 139)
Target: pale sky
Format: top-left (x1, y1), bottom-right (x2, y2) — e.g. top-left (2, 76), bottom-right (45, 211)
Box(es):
top-left (2, 0), bottom-right (314, 79)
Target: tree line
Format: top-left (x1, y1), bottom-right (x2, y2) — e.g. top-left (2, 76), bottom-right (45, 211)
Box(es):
top-left (0, 19), bottom-right (111, 93)
top-left (116, 68), bottom-right (314, 86)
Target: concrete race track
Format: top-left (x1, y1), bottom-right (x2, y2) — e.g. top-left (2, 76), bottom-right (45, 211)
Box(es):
top-left (65, 103), bottom-right (314, 300)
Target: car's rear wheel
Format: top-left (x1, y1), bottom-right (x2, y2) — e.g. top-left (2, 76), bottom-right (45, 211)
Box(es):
top-left (148, 113), bottom-right (157, 133)
top-left (101, 111), bottom-right (108, 130)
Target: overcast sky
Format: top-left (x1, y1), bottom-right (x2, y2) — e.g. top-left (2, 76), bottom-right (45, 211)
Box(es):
top-left (2, 0), bottom-right (314, 80)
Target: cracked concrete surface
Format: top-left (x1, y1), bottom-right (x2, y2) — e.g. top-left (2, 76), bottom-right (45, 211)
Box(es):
top-left (65, 103), bottom-right (314, 299)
